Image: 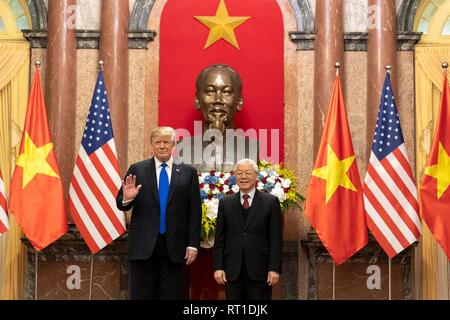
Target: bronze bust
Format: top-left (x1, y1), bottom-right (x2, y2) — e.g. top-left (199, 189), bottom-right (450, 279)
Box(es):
top-left (195, 64), bottom-right (243, 135)
top-left (175, 64), bottom-right (257, 170)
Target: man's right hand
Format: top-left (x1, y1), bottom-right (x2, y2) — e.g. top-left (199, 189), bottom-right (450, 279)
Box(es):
top-left (122, 174), bottom-right (142, 203)
top-left (214, 270), bottom-right (227, 285)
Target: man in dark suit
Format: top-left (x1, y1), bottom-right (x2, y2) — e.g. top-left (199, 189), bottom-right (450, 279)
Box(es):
top-left (213, 158), bottom-right (283, 300)
top-left (116, 126), bottom-right (201, 300)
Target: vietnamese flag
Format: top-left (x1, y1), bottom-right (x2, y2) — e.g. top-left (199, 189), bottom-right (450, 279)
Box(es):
top-left (305, 75), bottom-right (368, 265)
top-left (9, 66), bottom-right (67, 251)
top-left (420, 70), bottom-right (450, 259)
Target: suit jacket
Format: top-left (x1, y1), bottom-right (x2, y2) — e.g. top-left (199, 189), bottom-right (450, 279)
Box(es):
top-left (116, 158), bottom-right (201, 263)
top-left (213, 190), bottom-right (283, 281)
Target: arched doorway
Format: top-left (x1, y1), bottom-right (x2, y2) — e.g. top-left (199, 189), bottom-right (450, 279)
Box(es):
top-left (0, 0), bottom-right (31, 300)
top-left (414, 0), bottom-right (450, 300)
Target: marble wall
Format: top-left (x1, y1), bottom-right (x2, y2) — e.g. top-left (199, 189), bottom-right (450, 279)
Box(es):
top-left (42, 0), bottom-right (137, 29)
top-left (309, 0), bottom-right (405, 32)
top-left (38, 0), bottom-right (407, 32)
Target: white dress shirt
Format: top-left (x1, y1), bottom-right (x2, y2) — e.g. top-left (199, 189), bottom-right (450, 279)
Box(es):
top-left (240, 188), bottom-right (256, 207)
top-left (154, 156), bottom-right (173, 187)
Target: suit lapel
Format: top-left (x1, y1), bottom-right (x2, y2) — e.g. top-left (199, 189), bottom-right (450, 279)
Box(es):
top-left (167, 162), bottom-right (180, 205)
top-left (145, 157), bottom-right (159, 204)
top-left (232, 192), bottom-right (244, 229)
top-left (243, 190), bottom-right (262, 230)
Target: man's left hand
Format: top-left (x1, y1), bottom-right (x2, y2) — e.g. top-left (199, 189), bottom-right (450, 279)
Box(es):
top-left (267, 271), bottom-right (280, 286)
top-left (185, 248), bottom-right (198, 265)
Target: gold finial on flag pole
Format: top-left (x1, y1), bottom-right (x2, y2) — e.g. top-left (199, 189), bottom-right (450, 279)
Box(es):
top-left (35, 60), bottom-right (41, 69)
top-left (386, 65), bottom-right (392, 73)
top-left (98, 60), bottom-right (104, 71)
top-left (443, 62), bottom-right (448, 70)
top-left (335, 62), bottom-right (340, 76)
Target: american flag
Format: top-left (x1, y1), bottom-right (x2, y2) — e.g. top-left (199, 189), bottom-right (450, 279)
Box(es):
top-left (68, 70), bottom-right (125, 253)
top-left (0, 169), bottom-right (9, 235)
top-left (363, 72), bottom-right (421, 258)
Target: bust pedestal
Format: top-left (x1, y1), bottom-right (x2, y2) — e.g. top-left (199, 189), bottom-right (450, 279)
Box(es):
top-left (301, 231), bottom-right (415, 299)
top-left (23, 224), bottom-right (129, 300)
top-left (176, 134), bottom-right (258, 172)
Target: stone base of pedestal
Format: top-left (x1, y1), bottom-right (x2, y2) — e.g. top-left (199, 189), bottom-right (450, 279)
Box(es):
top-left (23, 224), bottom-right (129, 300)
top-left (301, 231), bottom-right (415, 300)
top-left (187, 242), bottom-right (299, 300)
top-left (23, 225), bottom-right (301, 300)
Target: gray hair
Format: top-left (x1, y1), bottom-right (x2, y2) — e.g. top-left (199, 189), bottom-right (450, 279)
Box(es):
top-left (150, 126), bottom-right (177, 143)
top-left (234, 158), bottom-right (258, 173)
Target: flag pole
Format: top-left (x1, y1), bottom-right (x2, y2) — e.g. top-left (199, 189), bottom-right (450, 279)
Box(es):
top-left (99, 60), bottom-right (104, 71)
top-left (34, 251), bottom-right (38, 300)
top-left (332, 261), bottom-right (336, 300)
top-left (85, 61), bottom-right (104, 301)
top-left (333, 62), bottom-right (341, 300)
top-left (388, 258), bottom-right (392, 300)
top-left (386, 64), bottom-right (392, 74)
top-left (89, 254), bottom-right (94, 300)
top-left (384, 64), bottom-right (394, 301)
top-left (332, 61), bottom-right (339, 302)
top-left (32, 60), bottom-right (42, 301)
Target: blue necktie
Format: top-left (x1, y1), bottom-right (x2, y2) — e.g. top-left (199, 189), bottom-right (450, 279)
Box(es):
top-left (159, 163), bottom-right (169, 234)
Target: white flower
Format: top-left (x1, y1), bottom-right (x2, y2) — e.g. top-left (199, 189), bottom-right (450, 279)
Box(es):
top-left (223, 185), bottom-right (230, 193)
top-left (260, 171), bottom-right (268, 178)
top-left (200, 172), bottom-right (209, 181)
top-left (270, 171), bottom-right (279, 177)
top-left (271, 185), bottom-right (286, 201)
top-left (231, 184), bottom-right (240, 193)
top-left (206, 198), bottom-right (219, 219)
top-left (224, 173), bottom-right (231, 179)
top-left (266, 177), bottom-right (276, 184)
top-left (257, 181), bottom-right (264, 190)
top-left (281, 178), bottom-right (291, 188)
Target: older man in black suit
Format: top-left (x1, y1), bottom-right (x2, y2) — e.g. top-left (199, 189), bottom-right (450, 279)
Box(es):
top-left (116, 126), bottom-right (201, 300)
top-left (213, 158), bottom-right (283, 300)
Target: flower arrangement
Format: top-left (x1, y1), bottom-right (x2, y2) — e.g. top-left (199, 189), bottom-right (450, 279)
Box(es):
top-left (199, 161), bottom-right (304, 248)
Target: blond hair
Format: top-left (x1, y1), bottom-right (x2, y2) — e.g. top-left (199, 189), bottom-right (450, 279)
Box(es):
top-left (150, 126), bottom-right (177, 143)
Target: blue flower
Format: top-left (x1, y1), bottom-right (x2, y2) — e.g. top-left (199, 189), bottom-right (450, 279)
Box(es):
top-left (200, 190), bottom-right (208, 200)
top-left (263, 182), bottom-right (274, 191)
top-left (204, 175), bottom-right (220, 184)
top-left (215, 194), bottom-right (225, 200)
top-left (228, 176), bottom-right (237, 186)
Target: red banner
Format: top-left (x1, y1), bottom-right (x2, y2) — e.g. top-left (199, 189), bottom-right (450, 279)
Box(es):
top-left (159, 0), bottom-right (284, 162)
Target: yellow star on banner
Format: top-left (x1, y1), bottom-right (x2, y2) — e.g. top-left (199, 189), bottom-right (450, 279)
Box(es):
top-left (425, 142), bottom-right (450, 199)
top-left (312, 144), bottom-right (358, 203)
top-left (194, 0), bottom-right (250, 49)
top-left (16, 132), bottom-right (59, 189)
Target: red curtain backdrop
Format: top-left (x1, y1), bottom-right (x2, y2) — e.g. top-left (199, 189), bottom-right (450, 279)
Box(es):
top-left (159, 0), bottom-right (284, 162)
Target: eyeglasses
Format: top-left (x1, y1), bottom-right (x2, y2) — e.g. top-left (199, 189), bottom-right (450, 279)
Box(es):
top-left (235, 171), bottom-right (257, 177)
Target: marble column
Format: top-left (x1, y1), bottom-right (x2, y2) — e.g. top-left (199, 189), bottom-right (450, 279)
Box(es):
top-left (367, 0), bottom-right (397, 156)
top-left (99, 0), bottom-right (130, 176)
top-left (46, 0), bottom-right (77, 205)
top-left (313, 0), bottom-right (345, 153)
